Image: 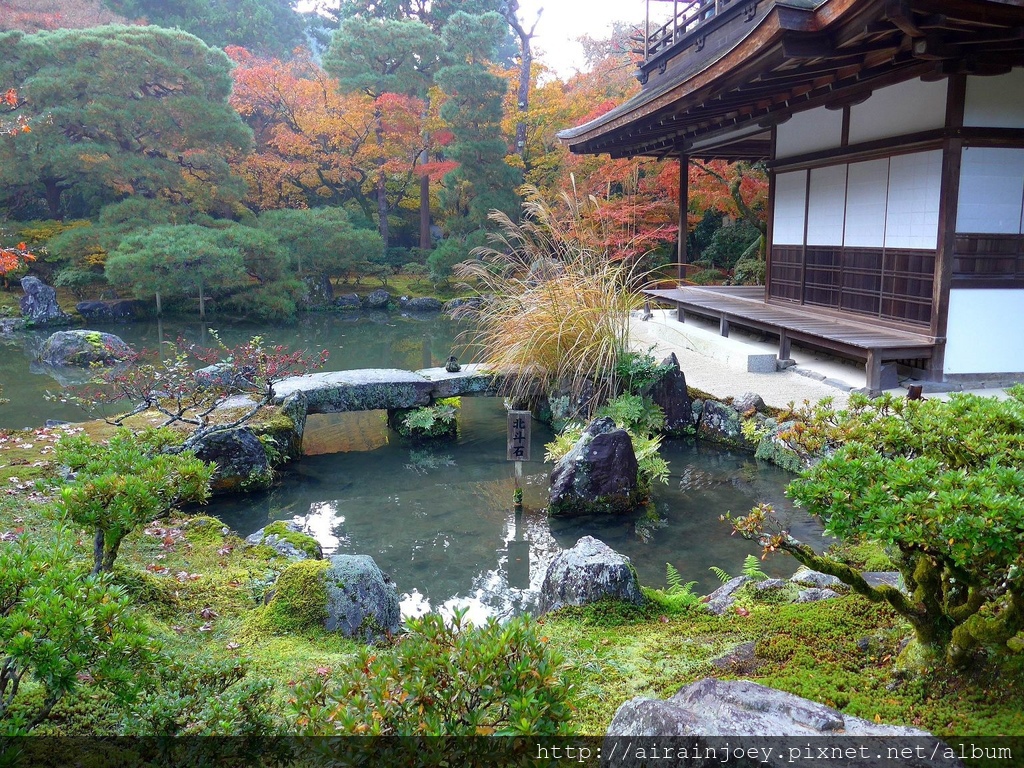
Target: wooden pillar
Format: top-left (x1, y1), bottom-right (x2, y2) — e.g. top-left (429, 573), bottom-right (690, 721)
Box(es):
top-left (677, 152), bottom-right (688, 281)
top-left (930, 75), bottom-right (967, 382)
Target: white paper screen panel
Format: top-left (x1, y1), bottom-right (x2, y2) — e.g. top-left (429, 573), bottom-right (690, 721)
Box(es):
top-left (775, 106), bottom-right (844, 159)
top-left (806, 165), bottom-right (847, 246)
top-left (772, 171), bottom-right (807, 245)
top-left (849, 79), bottom-right (947, 144)
top-left (945, 290), bottom-right (1024, 374)
top-left (884, 151), bottom-right (942, 249)
top-left (957, 147), bottom-right (1024, 234)
top-left (843, 159), bottom-right (889, 248)
top-left (964, 69), bottom-right (1024, 129)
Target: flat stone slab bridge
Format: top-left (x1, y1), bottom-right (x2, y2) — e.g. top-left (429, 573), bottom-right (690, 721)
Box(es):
top-left (272, 364), bottom-right (500, 414)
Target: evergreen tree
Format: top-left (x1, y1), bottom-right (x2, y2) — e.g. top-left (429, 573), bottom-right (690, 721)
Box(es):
top-left (0, 26), bottom-right (250, 220)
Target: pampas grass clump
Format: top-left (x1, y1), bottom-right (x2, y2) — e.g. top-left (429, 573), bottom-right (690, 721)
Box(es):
top-left (454, 185), bottom-right (655, 411)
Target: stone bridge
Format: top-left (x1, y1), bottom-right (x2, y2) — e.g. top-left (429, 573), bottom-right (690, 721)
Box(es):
top-left (271, 364), bottom-right (500, 414)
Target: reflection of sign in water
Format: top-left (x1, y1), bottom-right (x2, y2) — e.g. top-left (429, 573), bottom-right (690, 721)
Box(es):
top-left (506, 410), bottom-right (531, 462)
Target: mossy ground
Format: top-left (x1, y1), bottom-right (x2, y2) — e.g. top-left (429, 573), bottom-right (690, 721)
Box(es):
top-left (542, 595), bottom-right (1024, 737)
top-left (1, 426), bottom-right (1023, 744)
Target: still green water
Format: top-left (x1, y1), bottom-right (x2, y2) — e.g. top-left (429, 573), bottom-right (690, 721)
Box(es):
top-left (1, 312), bottom-right (827, 620)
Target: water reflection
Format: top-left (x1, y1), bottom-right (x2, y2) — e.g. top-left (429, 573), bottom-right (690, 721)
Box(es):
top-left (214, 397), bottom-right (831, 622)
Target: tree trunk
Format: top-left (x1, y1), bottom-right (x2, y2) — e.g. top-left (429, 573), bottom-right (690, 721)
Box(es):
top-left (504, 0), bottom-right (539, 166)
top-left (420, 164), bottom-right (431, 251)
top-left (92, 528), bottom-right (105, 575)
top-left (198, 273), bottom-right (206, 319)
top-left (374, 102), bottom-right (390, 251)
top-left (42, 178), bottom-right (65, 221)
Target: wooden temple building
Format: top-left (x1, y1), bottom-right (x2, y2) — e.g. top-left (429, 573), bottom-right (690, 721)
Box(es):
top-left (559, 0), bottom-right (1024, 391)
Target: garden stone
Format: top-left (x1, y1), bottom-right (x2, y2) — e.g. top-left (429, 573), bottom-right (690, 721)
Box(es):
top-left (364, 289), bottom-right (391, 309)
top-left (604, 678), bottom-right (960, 768)
top-left (642, 353), bottom-right (692, 437)
top-left (75, 299), bottom-right (145, 322)
top-left (246, 520), bottom-right (322, 561)
top-left (790, 567), bottom-right (842, 588)
top-left (708, 641), bottom-right (758, 673)
top-left (548, 417), bottom-right (640, 516)
top-left (797, 587), bottom-right (839, 602)
top-left (399, 296), bottom-right (443, 312)
top-left (752, 578), bottom-right (787, 594)
top-left (697, 399), bottom-right (753, 449)
top-left (539, 536), bottom-right (642, 614)
top-left (191, 426), bottom-right (272, 494)
top-left (443, 296), bottom-right (483, 315)
top-left (20, 276), bottom-right (70, 326)
top-left (38, 330), bottom-right (132, 367)
top-left (733, 391), bottom-right (766, 414)
top-left (324, 554), bottom-right (400, 642)
top-left (335, 293), bottom-right (361, 310)
top-left (297, 274), bottom-right (334, 310)
top-left (703, 575), bottom-right (749, 615)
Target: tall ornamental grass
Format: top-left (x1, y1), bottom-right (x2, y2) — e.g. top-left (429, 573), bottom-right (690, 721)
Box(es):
top-left (454, 185), bottom-right (656, 411)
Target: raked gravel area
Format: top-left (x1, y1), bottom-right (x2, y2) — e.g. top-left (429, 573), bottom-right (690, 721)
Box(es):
top-left (629, 310), bottom-right (853, 410)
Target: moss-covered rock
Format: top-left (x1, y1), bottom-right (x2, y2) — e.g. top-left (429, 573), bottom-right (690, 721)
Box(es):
top-left (245, 521), bottom-right (322, 561)
top-left (250, 559), bottom-right (331, 634)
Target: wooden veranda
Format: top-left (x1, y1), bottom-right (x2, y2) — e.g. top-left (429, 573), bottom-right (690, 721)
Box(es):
top-left (643, 286), bottom-right (941, 392)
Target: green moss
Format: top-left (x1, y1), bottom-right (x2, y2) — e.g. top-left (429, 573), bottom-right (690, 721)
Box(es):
top-left (261, 521), bottom-right (322, 560)
top-left (184, 515), bottom-right (229, 544)
top-left (828, 537), bottom-right (897, 572)
top-left (247, 559), bottom-right (330, 635)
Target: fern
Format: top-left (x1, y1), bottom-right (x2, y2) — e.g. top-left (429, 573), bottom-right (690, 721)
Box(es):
top-left (741, 554), bottom-right (769, 582)
top-left (642, 563), bottom-right (701, 612)
top-left (666, 562), bottom-right (685, 591)
top-left (709, 565), bottom-right (732, 583)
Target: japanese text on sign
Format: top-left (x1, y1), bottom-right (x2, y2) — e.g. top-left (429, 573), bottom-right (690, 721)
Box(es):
top-left (507, 410), bottom-right (531, 461)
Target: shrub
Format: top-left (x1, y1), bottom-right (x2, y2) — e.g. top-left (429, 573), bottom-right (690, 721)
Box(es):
top-left (124, 655), bottom-right (276, 737)
top-left (730, 388), bottom-right (1024, 666)
top-left (614, 349), bottom-right (673, 396)
top-left (54, 428), bottom-right (214, 573)
top-left (700, 219), bottom-right (761, 270)
top-left (392, 398), bottom-right (460, 440)
top-left (1, 529), bottom-right (149, 734)
top-left (289, 609), bottom-right (574, 736)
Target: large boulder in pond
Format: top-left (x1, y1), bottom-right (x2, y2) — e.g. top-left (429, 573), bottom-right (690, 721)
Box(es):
top-left (75, 299), bottom-right (146, 322)
top-left (39, 329), bottom-right (132, 367)
top-left (697, 398), bottom-right (754, 449)
top-left (191, 426), bottom-right (272, 494)
top-left (399, 296), bottom-right (443, 312)
top-left (363, 288), bottom-right (391, 309)
top-left (539, 536), bottom-right (642, 614)
top-left (20, 276), bottom-right (70, 326)
top-left (642, 352), bottom-right (693, 437)
top-left (324, 554), bottom-right (401, 643)
top-left (548, 417), bottom-right (640, 516)
top-left (298, 274), bottom-right (334, 310)
top-left (335, 292), bottom-right (361, 310)
top-left (604, 678), bottom-right (959, 768)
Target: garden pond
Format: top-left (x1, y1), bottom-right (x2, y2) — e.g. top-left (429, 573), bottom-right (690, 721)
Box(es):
top-left (0, 312), bottom-right (830, 620)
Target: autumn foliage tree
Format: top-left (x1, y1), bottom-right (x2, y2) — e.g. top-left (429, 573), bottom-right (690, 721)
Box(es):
top-left (228, 46), bottom-right (436, 235)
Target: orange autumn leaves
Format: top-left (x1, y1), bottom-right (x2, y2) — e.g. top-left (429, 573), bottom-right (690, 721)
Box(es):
top-left (0, 243), bottom-right (36, 277)
top-left (226, 47), bottom-right (445, 213)
top-left (2, 89), bottom-right (32, 136)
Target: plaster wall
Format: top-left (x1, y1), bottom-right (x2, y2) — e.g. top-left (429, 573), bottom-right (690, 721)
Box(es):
top-left (945, 290), bottom-right (1024, 374)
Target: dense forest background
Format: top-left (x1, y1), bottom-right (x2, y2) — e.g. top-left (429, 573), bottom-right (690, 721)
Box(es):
top-left (1, 0), bottom-right (767, 319)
